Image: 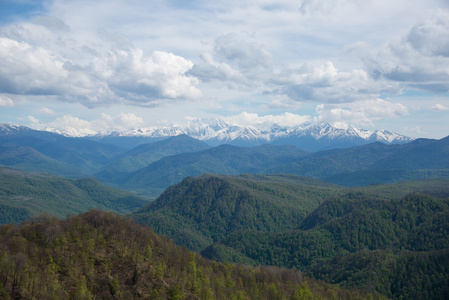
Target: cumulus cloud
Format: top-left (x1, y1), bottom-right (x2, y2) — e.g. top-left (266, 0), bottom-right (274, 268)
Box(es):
top-left (0, 36), bottom-right (201, 107)
top-left (277, 62), bottom-right (395, 103)
top-left (93, 49), bottom-right (201, 105)
top-left (191, 33), bottom-right (274, 89)
top-left (191, 9), bottom-right (449, 109)
top-left (213, 33), bottom-right (273, 70)
top-left (30, 112), bottom-right (146, 136)
top-left (364, 9), bottom-right (449, 94)
top-left (315, 99), bottom-right (408, 126)
top-left (192, 33), bottom-right (388, 104)
top-left (0, 37), bottom-right (71, 95)
top-left (190, 52), bottom-right (247, 88)
top-left (2, 0), bottom-right (448, 138)
top-left (39, 115), bottom-right (95, 132)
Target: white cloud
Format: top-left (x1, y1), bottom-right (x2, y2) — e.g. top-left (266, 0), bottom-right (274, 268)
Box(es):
top-left (45, 115), bottom-right (93, 129)
top-left (315, 99), bottom-right (408, 126)
top-left (93, 49), bottom-right (201, 104)
top-left (431, 103), bottom-right (449, 111)
top-left (2, 0), bottom-right (449, 138)
top-left (0, 95), bottom-right (14, 107)
top-left (0, 36), bottom-right (201, 107)
top-left (39, 107), bottom-right (55, 115)
top-left (192, 34), bottom-right (390, 104)
top-left (277, 61), bottom-right (395, 103)
top-left (28, 115), bottom-right (39, 124)
top-left (0, 37), bottom-right (70, 95)
top-left (31, 112), bottom-right (146, 135)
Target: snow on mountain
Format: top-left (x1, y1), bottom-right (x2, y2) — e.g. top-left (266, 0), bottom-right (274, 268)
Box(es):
top-left (5, 119), bottom-right (414, 151)
top-left (45, 126), bottom-right (97, 138)
top-left (89, 119), bottom-right (414, 149)
top-left (0, 123), bottom-right (34, 135)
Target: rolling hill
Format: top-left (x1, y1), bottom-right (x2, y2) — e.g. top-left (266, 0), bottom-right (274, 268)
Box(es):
top-left (0, 126), bottom-right (125, 176)
top-left (2, 123), bottom-right (448, 196)
top-left (0, 167), bottom-right (149, 224)
top-left (132, 174), bottom-right (449, 299)
top-left (132, 173), bottom-right (341, 251)
top-left (94, 134), bottom-right (210, 183)
top-left (267, 137), bottom-right (449, 185)
top-left (122, 144), bottom-right (310, 196)
top-left (116, 135), bottom-right (449, 196)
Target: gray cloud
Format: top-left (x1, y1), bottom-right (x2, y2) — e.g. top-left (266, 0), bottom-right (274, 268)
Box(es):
top-left (213, 33), bottom-right (273, 70)
top-left (191, 34), bottom-right (392, 104)
top-left (364, 10), bottom-right (449, 94)
top-left (190, 33), bottom-right (274, 89)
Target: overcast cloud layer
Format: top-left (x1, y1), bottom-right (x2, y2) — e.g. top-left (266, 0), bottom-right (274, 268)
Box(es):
top-left (0, 0), bottom-right (449, 138)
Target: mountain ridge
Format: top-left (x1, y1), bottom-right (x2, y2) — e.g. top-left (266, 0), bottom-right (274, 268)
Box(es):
top-left (28, 119), bottom-right (414, 151)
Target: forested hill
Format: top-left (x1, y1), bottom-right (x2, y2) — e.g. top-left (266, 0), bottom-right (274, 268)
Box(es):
top-left (132, 173), bottom-right (342, 251)
top-left (0, 167), bottom-right (148, 225)
top-left (132, 174), bottom-right (449, 299)
top-left (0, 209), bottom-right (383, 299)
top-left (122, 144), bottom-right (309, 196)
top-left (203, 190), bottom-right (449, 299)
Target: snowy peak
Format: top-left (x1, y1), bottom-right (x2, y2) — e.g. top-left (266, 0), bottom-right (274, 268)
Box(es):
top-left (27, 119), bottom-right (414, 151)
top-left (0, 123), bottom-right (34, 135)
top-left (90, 119), bottom-right (413, 150)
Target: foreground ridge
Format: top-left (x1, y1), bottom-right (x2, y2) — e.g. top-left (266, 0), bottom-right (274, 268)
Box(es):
top-left (0, 210), bottom-right (382, 299)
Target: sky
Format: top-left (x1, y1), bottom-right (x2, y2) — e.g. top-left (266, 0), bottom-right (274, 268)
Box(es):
top-left (0, 0), bottom-right (449, 138)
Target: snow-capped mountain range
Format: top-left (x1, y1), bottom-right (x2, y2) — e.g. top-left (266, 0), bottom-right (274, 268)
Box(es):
top-left (1, 120), bottom-right (414, 151)
top-left (40, 119), bottom-right (413, 151)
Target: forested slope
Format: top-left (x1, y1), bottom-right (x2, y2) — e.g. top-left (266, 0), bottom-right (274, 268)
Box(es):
top-left (133, 175), bottom-right (449, 299)
top-left (94, 134), bottom-right (211, 183)
top-left (132, 174), bottom-right (341, 251)
top-left (0, 167), bottom-right (148, 224)
top-left (0, 209), bottom-right (383, 299)
top-left (203, 192), bottom-right (449, 299)
top-left (123, 144), bottom-right (309, 196)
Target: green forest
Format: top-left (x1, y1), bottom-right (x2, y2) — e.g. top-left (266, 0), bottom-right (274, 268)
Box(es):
top-left (0, 167), bottom-right (148, 224)
top-left (0, 210), bottom-right (384, 299)
top-left (132, 174), bottom-right (449, 299)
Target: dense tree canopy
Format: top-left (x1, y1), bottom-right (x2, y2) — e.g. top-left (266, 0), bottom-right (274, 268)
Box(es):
top-left (0, 210), bottom-right (382, 299)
